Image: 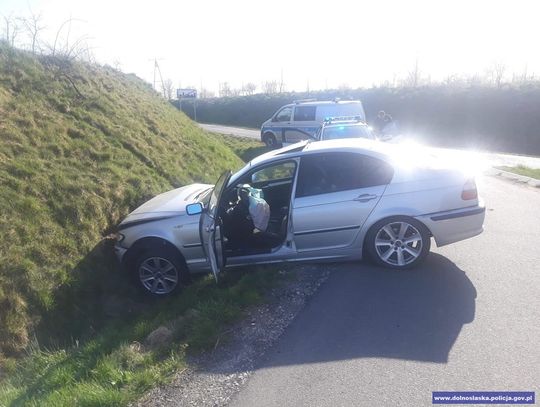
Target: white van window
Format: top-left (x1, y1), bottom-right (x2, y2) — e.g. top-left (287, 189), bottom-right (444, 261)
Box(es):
top-left (293, 106), bottom-right (316, 121)
top-left (275, 107), bottom-right (292, 122)
top-left (316, 103), bottom-right (364, 121)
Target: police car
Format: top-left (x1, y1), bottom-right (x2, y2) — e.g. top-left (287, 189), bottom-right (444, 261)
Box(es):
top-left (316, 116), bottom-right (376, 141)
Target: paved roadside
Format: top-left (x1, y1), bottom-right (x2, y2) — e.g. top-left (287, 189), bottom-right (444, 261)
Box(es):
top-left (199, 123), bottom-right (260, 140)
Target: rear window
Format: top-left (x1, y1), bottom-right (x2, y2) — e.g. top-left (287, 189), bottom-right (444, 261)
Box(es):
top-left (294, 106), bottom-right (316, 121)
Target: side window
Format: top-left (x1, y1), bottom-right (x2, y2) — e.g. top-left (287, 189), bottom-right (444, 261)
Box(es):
top-left (293, 106), bottom-right (316, 121)
top-left (274, 107), bottom-right (292, 122)
top-left (251, 161), bottom-right (296, 183)
top-left (296, 153), bottom-right (393, 197)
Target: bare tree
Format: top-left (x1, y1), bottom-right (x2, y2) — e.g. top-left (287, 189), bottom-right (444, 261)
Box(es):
top-left (199, 87), bottom-right (215, 98)
top-left (403, 58), bottom-right (421, 88)
top-left (112, 59), bottom-right (122, 71)
top-left (2, 14), bottom-right (20, 46)
top-left (163, 78), bottom-right (174, 99)
top-left (219, 82), bottom-right (232, 97)
top-left (261, 80), bottom-right (278, 94)
top-left (442, 74), bottom-right (470, 88)
top-left (244, 82), bottom-right (257, 95)
top-left (466, 73), bottom-right (483, 87)
top-left (491, 62), bottom-right (506, 88)
top-left (230, 87), bottom-right (242, 96)
top-left (18, 11), bottom-right (45, 54)
top-left (512, 65), bottom-right (535, 85)
top-left (49, 17), bottom-right (90, 60)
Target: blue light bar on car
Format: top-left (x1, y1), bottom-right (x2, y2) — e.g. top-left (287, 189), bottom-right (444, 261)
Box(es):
top-left (323, 115), bottom-right (364, 124)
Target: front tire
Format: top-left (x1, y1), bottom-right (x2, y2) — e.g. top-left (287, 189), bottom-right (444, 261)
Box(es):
top-left (133, 248), bottom-right (187, 296)
top-left (366, 217), bottom-right (431, 270)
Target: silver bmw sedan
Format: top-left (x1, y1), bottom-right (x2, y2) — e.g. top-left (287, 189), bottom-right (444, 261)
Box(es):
top-left (115, 139), bottom-right (485, 296)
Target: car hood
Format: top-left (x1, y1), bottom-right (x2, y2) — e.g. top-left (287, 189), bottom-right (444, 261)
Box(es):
top-left (119, 183), bottom-right (212, 225)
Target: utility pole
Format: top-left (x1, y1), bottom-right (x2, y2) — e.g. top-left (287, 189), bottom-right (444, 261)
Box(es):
top-left (149, 58), bottom-right (165, 96)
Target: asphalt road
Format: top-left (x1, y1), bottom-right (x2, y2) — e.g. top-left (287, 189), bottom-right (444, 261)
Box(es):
top-left (199, 123), bottom-right (261, 140)
top-left (198, 123), bottom-right (540, 169)
top-left (227, 175), bottom-right (540, 406)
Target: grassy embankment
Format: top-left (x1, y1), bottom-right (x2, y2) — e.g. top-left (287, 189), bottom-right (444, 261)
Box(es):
top-left (0, 43), bottom-right (274, 405)
top-left (496, 165), bottom-right (540, 180)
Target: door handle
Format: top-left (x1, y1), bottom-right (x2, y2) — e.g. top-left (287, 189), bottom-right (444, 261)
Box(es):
top-left (354, 194), bottom-right (378, 202)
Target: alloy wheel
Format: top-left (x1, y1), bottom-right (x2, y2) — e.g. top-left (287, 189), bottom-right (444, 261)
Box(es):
top-left (374, 221), bottom-right (423, 267)
top-left (138, 256), bottom-right (179, 295)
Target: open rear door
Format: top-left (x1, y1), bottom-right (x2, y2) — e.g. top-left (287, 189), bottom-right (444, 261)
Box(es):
top-left (200, 170), bottom-right (231, 282)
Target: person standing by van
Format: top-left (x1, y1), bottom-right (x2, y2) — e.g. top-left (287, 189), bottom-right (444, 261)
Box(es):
top-left (374, 110), bottom-right (397, 136)
top-left (374, 110), bottom-right (388, 135)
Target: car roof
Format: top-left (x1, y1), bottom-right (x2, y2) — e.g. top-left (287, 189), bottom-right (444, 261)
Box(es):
top-left (250, 139), bottom-right (391, 168)
top-left (302, 138), bottom-right (389, 158)
top-left (232, 139), bottom-right (465, 188)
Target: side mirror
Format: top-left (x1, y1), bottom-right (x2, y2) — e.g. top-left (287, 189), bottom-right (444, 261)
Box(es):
top-left (186, 202), bottom-right (203, 215)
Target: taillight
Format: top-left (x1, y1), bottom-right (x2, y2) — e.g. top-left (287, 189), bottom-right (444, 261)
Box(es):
top-left (461, 178), bottom-right (478, 200)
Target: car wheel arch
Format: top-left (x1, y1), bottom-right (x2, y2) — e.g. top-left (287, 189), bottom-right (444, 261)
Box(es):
top-left (123, 236), bottom-right (188, 273)
top-left (360, 214), bottom-right (433, 256)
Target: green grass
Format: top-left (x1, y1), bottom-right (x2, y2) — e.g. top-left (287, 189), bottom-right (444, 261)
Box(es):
top-left (497, 165), bottom-right (540, 180)
top-left (216, 134), bottom-right (268, 162)
top-left (0, 42), bottom-right (270, 355)
top-left (0, 266), bottom-right (282, 406)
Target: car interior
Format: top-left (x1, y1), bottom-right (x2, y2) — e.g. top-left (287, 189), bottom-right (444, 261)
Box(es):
top-left (219, 161), bottom-right (297, 257)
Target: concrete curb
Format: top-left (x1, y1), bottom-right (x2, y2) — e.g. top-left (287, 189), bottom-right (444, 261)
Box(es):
top-left (487, 168), bottom-right (540, 188)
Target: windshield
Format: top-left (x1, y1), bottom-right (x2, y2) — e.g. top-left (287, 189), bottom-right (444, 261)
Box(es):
top-left (322, 125), bottom-right (374, 140)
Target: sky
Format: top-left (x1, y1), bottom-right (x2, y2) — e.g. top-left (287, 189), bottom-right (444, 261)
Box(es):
top-left (2, 0), bottom-right (540, 94)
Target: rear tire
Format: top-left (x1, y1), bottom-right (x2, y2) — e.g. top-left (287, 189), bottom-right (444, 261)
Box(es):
top-left (132, 247), bottom-right (188, 296)
top-left (366, 216), bottom-right (431, 270)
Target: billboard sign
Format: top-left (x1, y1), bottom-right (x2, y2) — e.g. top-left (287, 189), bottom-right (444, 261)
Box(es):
top-left (177, 88), bottom-right (197, 99)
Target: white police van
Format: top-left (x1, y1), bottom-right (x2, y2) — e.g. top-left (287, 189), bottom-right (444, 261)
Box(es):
top-left (260, 100), bottom-right (366, 147)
